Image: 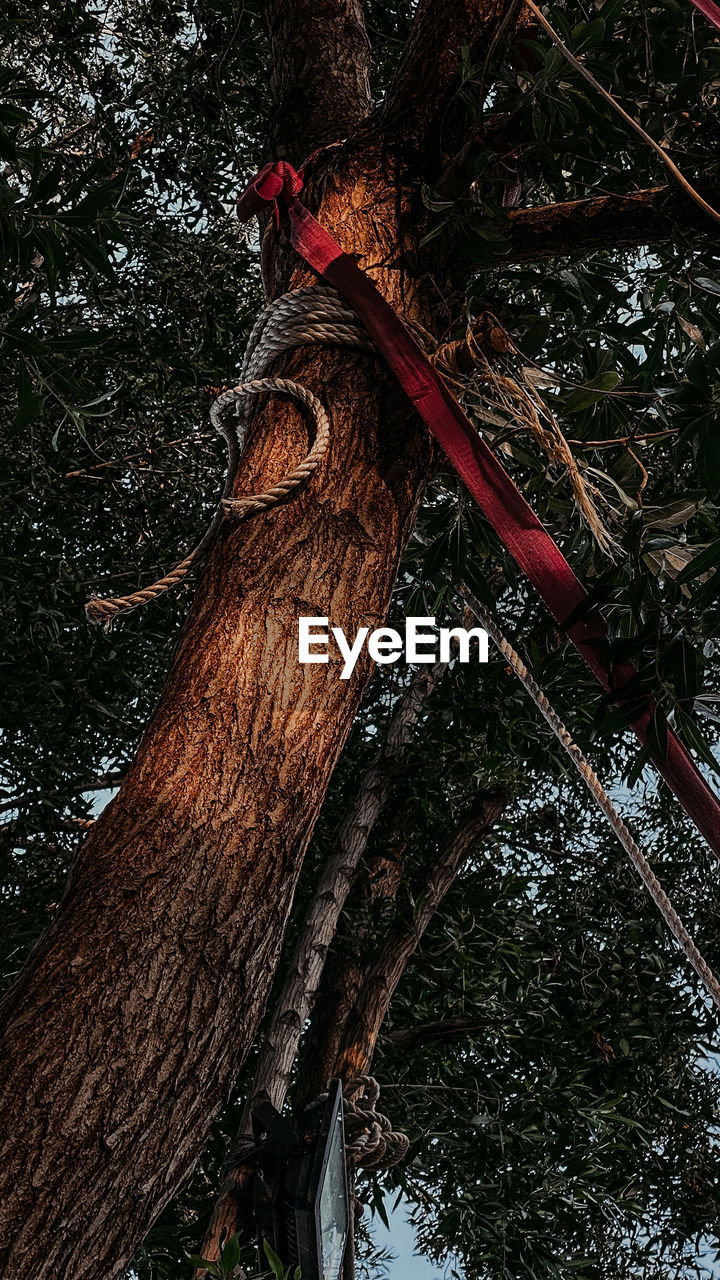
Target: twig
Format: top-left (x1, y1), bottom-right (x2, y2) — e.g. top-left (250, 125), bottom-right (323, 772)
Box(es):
top-left (524, 0), bottom-right (720, 226)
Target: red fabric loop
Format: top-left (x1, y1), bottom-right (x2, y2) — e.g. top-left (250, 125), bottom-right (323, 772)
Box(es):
top-left (235, 165), bottom-right (720, 857)
top-left (236, 161), bottom-right (305, 220)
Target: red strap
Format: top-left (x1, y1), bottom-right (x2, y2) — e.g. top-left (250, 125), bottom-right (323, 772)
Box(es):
top-left (237, 163), bottom-right (720, 858)
top-left (690, 0), bottom-right (720, 30)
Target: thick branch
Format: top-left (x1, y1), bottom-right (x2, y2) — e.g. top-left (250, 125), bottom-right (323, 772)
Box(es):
top-left (504, 183), bottom-right (719, 262)
top-left (380, 0), bottom-right (532, 157)
top-left (197, 664), bottom-right (445, 1266)
top-left (241, 665), bottom-right (445, 1121)
top-left (335, 789), bottom-right (507, 1081)
top-left (265, 0), bottom-right (371, 160)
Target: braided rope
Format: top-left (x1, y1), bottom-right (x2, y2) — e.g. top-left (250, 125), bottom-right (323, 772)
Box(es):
top-left (461, 586), bottom-right (720, 1013)
top-left (86, 287), bottom-right (362, 627)
top-left (83, 286), bottom-right (720, 1011)
top-left (342, 1076), bottom-right (410, 1171)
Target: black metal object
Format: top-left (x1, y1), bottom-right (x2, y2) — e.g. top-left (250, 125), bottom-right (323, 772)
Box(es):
top-left (252, 1080), bottom-right (349, 1280)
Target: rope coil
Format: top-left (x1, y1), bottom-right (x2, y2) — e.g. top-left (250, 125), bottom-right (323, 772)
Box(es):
top-left (85, 285), bottom-right (601, 624)
top-left (86, 285), bottom-right (366, 628)
top-left (342, 1075), bottom-right (410, 1171)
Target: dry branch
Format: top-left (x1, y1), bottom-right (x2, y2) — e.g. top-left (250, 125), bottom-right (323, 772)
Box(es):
top-left (504, 183), bottom-right (719, 262)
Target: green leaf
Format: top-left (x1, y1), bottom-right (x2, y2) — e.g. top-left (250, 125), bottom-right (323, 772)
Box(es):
top-left (693, 276), bottom-right (720, 296)
top-left (262, 1239), bottom-right (287, 1280)
top-left (626, 742), bottom-right (652, 788)
top-left (184, 1253), bottom-right (220, 1276)
top-left (64, 229), bottom-right (118, 282)
top-left (220, 1233), bottom-right (241, 1276)
top-left (588, 371), bottom-right (620, 392)
top-left (11, 392), bottom-right (45, 435)
top-left (565, 387), bottom-right (602, 413)
top-left (646, 705), bottom-right (668, 763)
top-left (675, 536), bottom-right (720, 583)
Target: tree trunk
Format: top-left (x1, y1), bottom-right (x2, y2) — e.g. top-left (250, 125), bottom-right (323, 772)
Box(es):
top-left (331, 790), bottom-right (507, 1083)
top-left (0, 143), bottom-right (438, 1280)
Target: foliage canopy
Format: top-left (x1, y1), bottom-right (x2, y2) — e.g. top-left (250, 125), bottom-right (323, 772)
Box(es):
top-left (2, 0), bottom-right (720, 1277)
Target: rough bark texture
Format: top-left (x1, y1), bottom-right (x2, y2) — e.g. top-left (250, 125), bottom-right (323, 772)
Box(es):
top-left (243, 663), bottom-right (445, 1117)
top-left (333, 790), bottom-right (507, 1081)
top-left (505, 183), bottom-right (720, 261)
top-left (0, 142), bottom-right (439, 1280)
top-left (294, 789), bottom-right (507, 1112)
top-left (198, 664), bottom-right (444, 1265)
top-left (265, 0), bottom-right (371, 159)
top-left (3, 0), bottom-right (713, 1270)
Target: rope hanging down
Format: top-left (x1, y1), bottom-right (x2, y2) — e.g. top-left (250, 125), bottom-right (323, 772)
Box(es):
top-left (88, 274), bottom-right (720, 1009)
top-left (86, 286), bottom-right (368, 625)
top-left (459, 583), bottom-right (720, 1014)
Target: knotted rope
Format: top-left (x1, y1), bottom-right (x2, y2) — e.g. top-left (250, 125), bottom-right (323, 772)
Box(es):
top-left (86, 286), bottom-right (366, 626)
top-left (342, 1075), bottom-right (410, 1171)
top-left (85, 286), bottom-right (605, 625)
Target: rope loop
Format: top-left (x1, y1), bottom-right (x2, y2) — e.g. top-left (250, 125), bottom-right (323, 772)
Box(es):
top-left (212, 376), bottom-right (330, 519)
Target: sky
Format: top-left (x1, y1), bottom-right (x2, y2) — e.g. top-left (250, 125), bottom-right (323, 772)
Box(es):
top-left (368, 1196), bottom-right (462, 1280)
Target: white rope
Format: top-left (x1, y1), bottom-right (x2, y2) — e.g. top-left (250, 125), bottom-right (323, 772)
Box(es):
top-left (87, 287), bottom-right (357, 626)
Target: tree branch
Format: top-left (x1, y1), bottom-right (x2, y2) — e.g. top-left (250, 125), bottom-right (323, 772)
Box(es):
top-left (0, 774), bottom-right (124, 817)
top-left (334, 789), bottom-right (507, 1081)
top-left (503, 183), bottom-right (720, 262)
top-left (196, 662), bottom-right (446, 1268)
top-left (264, 0), bottom-right (372, 160)
top-left (383, 1014), bottom-right (495, 1052)
top-left (379, 0), bottom-right (532, 158)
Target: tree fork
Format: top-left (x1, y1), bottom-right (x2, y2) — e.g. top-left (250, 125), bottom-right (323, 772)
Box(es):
top-left (196, 662), bottom-right (443, 1268)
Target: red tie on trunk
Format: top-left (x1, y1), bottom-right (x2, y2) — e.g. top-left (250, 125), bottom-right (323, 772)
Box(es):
top-left (236, 161), bottom-right (720, 858)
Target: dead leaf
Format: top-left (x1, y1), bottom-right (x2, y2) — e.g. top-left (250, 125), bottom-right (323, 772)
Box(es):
top-left (677, 315), bottom-right (706, 351)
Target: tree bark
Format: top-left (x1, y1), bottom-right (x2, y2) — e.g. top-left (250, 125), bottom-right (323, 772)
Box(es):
top-left (240, 660), bottom-right (445, 1125)
top-left (0, 0), bottom-right (522, 1259)
top-left (333, 790), bottom-right (507, 1082)
top-left (265, 0), bottom-right (371, 159)
top-left (504, 183), bottom-right (720, 261)
top-left (0, 141), bottom-right (439, 1280)
top-left (294, 789), bottom-right (507, 1109)
top-left (5, 0), bottom-right (705, 1269)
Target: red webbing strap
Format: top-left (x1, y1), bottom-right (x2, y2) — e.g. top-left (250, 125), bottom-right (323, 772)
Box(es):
top-left (237, 162), bottom-right (720, 857)
top-left (690, 0), bottom-right (720, 30)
